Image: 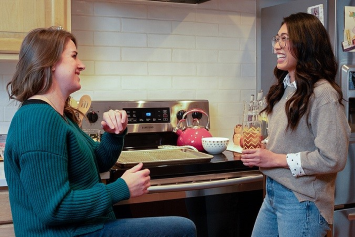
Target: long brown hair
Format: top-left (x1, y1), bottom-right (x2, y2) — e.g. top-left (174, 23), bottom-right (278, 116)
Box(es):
top-left (264, 12), bottom-right (343, 130)
top-left (6, 27), bottom-right (81, 123)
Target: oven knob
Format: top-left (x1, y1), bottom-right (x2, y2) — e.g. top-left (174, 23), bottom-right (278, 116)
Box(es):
top-left (87, 111), bottom-right (99, 123)
top-left (192, 111), bottom-right (202, 120)
top-left (176, 110), bottom-right (186, 120)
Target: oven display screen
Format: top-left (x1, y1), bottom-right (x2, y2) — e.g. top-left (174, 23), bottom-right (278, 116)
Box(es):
top-left (123, 107), bottom-right (170, 124)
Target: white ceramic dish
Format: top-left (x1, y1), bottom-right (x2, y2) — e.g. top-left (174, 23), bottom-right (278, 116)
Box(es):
top-left (202, 137), bottom-right (229, 155)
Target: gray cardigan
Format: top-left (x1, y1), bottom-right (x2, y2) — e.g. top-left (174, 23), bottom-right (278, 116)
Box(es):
top-left (262, 80), bottom-right (351, 224)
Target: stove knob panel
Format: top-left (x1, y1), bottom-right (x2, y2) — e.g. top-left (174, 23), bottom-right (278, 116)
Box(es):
top-left (87, 111), bottom-right (99, 123)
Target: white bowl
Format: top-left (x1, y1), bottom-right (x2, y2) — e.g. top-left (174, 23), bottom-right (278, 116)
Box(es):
top-left (202, 137), bottom-right (229, 155)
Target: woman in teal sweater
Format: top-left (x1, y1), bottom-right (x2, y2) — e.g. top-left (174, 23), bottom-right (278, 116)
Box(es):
top-left (5, 27), bottom-right (196, 237)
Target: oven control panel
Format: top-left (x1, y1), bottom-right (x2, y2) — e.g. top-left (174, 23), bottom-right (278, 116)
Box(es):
top-left (81, 100), bottom-right (209, 133)
top-left (124, 107), bottom-right (170, 124)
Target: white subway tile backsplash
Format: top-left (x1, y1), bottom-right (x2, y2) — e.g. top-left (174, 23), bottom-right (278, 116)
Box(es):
top-left (219, 0), bottom-right (256, 14)
top-left (95, 62), bottom-right (148, 75)
top-left (3, 74), bottom-right (13, 84)
top-left (196, 36), bottom-right (239, 50)
top-left (0, 75), bottom-right (4, 91)
top-left (196, 89), bottom-right (241, 103)
top-left (0, 62), bottom-right (16, 75)
top-left (148, 34), bottom-right (195, 49)
top-left (81, 61), bottom-right (95, 75)
top-left (195, 10), bottom-right (240, 25)
top-left (241, 13), bottom-right (256, 25)
top-left (241, 63), bottom-right (256, 77)
top-left (147, 90), bottom-right (196, 100)
top-left (73, 30), bottom-right (95, 46)
top-left (122, 19), bottom-right (171, 34)
top-left (196, 63), bottom-right (240, 77)
top-left (148, 6), bottom-right (195, 21)
top-left (71, 91), bottom-right (94, 101)
top-left (122, 76), bottom-right (171, 89)
top-left (94, 2), bottom-right (147, 18)
top-left (148, 62), bottom-right (196, 76)
top-left (93, 90), bottom-right (148, 101)
top-left (171, 22), bottom-right (219, 37)
top-left (218, 50), bottom-right (255, 63)
top-left (79, 46), bottom-right (121, 61)
top-left (218, 102), bottom-right (245, 116)
top-left (0, 122), bottom-right (10, 134)
top-left (94, 32), bottom-right (147, 47)
top-left (240, 38), bottom-right (256, 51)
top-left (0, 107), bottom-right (3, 122)
top-left (172, 76), bottom-right (219, 89)
top-left (0, 93), bottom-right (16, 107)
top-left (172, 49), bottom-right (218, 63)
top-left (0, 0), bottom-right (257, 135)
top-left (79, 75), bottom-right (121, 90)
top-left (219, 76), bottom-right (256, 90)
top-left (4, 107), bottom-right (17, 122)
top-left (219, 24), bottom-right (255, 38)
top-left (240, 89), bottom-right (257, 102)
top-left (72, 16), bottom-right (121, 31)
top-left (122, 48), bottom-right (171, 62)
top-left (71, 0), bottom-right (94, 15)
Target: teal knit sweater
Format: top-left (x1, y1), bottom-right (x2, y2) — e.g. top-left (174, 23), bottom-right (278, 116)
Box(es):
top-left (4, 100), bottom-right (130, 237)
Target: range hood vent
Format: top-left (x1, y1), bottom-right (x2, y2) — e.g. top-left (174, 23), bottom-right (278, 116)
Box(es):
top-left (149, 0), bottom-right (210, 4)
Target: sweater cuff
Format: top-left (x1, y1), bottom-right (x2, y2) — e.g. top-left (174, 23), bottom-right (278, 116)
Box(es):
top-left (106, 178), bottom-right (130, 204)
top-left (286, 152), bottom-right (306, 177)
top-left (111, 128), bottom-right (128, 138)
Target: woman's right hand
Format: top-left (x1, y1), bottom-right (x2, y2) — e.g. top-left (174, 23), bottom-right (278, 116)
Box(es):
top-left (121, 162), bottom-right (150, 198)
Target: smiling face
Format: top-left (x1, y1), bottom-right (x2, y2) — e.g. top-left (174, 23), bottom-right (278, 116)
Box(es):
top-left (274, 23), bottom-right (298, 81)
top-left (52, 40), bottom-right (85, 97)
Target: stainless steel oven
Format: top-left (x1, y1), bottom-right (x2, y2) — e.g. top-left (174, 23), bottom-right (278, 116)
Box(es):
top-left (82, 100), bottom-right (264, 237)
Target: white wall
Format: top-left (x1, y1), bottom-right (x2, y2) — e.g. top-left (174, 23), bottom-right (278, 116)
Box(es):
top-left (0, 0), bottom-right (256, 139)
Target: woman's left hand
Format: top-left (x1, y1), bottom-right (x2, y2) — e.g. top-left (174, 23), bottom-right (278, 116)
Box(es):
top-left (241, 148), bottom-right (287, 168)
top-left (101, 109), bottom-right (128, 134)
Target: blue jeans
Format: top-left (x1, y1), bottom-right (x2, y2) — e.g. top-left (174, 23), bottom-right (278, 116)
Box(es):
top-left (252, 177), bottom-right (330, 237)
top-left (78, 216), bottom-right (196, 237)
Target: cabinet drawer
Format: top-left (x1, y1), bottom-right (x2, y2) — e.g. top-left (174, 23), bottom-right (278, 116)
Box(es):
top-left (0, 224), bottom-right (15, 237)
top-left (0, 190), bottom-right (12, 223)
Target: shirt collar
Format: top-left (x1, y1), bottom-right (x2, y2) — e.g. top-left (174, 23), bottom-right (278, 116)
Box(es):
top-left (283, 74), bottom-right (297, 89)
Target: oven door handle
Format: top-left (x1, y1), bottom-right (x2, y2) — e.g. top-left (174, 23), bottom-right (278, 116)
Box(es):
top-left (148, 174), bottom-right (263, 193)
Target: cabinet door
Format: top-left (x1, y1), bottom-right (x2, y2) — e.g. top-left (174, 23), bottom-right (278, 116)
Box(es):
top-left (0, 0), bottom-right (71, 54)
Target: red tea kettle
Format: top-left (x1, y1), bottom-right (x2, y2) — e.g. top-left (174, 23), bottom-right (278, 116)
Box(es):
top-left (173, 108), bottom-right (212, 151)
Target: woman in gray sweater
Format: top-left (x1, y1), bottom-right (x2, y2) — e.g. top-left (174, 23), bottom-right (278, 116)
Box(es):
top-left (241, 13), bottom-right (351, 237)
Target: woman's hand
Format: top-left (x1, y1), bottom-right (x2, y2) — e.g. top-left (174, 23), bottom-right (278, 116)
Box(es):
top-left (241, 148), bottom-right (288, 168)
top-left (101, 109), bottom-right (128, 134)
top-left (121, 163), bottom-right (150, 198)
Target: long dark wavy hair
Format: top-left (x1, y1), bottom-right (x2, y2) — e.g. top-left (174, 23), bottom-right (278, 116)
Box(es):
top-left (263, 12), bottom-right (343, 130)
top-left (6, 27), bottom-right (82, 124)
